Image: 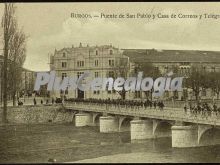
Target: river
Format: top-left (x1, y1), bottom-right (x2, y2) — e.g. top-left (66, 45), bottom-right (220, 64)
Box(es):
top-left (0, 123), bottom-right (219, 163)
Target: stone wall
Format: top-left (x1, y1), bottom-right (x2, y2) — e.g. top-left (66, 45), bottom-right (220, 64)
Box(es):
top-left (0, 105), bottom-right (75, 124)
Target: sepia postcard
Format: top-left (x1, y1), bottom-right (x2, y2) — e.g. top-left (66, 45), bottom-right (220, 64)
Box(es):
top-left (0, 1), bottom-right (220, 163)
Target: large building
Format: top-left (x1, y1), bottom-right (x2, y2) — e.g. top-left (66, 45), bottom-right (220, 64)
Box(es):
top-left (123, 49), bottom-right (220, 100)
top-left (50, 43), bottom-right (129, 99)
top-left (50, 44), bottom-right (220, 101)
top-left (20, 68), bottom-right (36, 97)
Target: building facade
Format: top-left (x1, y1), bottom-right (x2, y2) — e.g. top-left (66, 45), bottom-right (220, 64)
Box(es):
top-left (123, 49), bottom-right (220, 101)
top-left (50, 45), bottom-right (220, 101)
top-left (50, 43), bottom-right (129, 99)
top-left (20, 68), bottom-right (36, 97)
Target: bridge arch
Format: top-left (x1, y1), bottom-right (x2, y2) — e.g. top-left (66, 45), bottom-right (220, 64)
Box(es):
top-left (119, 116), bottom-right (133, 132)
top-left (71, 111), bottom-right (78, 122)
top-left (153, 120), bottom-right (174, 138)
top-left (92, 113), bottom-right (102, 126)
top-left (198, 126), bottom-right (220, 146)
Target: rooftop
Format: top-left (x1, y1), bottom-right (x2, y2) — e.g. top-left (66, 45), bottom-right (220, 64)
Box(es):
top-left (56, 43), bottom-right (116, 54)
top-left (122, 49), bottom-right (220, 63)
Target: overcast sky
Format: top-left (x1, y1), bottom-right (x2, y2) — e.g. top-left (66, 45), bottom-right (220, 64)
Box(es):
top-left (1, 2), bottom-right (220, 71)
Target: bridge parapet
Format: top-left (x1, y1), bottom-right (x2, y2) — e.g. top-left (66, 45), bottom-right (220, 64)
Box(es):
top-left (64, 102), bottom-right (220, 126)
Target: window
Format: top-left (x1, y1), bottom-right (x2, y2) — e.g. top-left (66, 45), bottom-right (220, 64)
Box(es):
top-left (108, 71), bottom-right (114, 78)
top-left (65, 87), bottom-right (68, 95)
top-left (93, 91), bottom-right (100, 94)
top-left (96, 50), bottom-right (98, 55)
top-left (77, 72), bottom-right (84, 78)
top-left (95, 72), bottom-right (99, 78)
top-left (109, 59), bottom-right (114, 66)
top-left (95, 60), bottom-right (99, 67)
top-left (110, 50), bottom-right (113, 55)
top-left (62, 62), bottom-right (67, 68)
top-left (63, 52), bottom-right (66, 57)
top-left (62, 73), bottom-right (67, 80)
top-left (77, 61), bottom-right (84, 67)
top-left (164, 66), bottom-right (168, 73)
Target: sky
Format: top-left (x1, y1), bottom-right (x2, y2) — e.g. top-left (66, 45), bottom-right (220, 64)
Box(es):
top-left (1, 2), bottom-right (220, 71)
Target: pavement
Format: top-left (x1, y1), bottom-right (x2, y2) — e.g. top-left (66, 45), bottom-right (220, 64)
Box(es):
top-left (0, 97), bottom-right (51, 107)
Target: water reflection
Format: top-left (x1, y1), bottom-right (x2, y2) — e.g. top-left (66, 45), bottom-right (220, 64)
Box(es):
top-left (0, 123), bottom-right (219, 163)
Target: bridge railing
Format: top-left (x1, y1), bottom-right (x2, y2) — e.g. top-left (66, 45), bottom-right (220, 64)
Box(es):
top-left (65, 101), bottom-right (220, 126)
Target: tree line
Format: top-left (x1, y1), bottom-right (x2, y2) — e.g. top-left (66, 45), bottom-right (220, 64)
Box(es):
top-left (1, 3), bottom-right (27, 123)
top-left (115, 61), bottom-right (220, 101)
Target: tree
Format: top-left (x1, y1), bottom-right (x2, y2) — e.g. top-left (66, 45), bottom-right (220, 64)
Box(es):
top-left (112, 57), bottom-right (129, 100)
top-left (185, 66), bottom-right (208, 101)
top-left (134, 62), bottom-right (161, 100)
top-left (8, 29), bottom-right (26, 106)
top-left (1, 3), bottom-right (16, 123)
top-left (169, 65), bottom-right (181, 100)
top-left (206, 71), bottom-right (220, 100)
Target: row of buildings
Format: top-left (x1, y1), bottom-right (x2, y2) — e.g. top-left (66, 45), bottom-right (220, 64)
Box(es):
top-left (1, 43), bottom-right (220, 102)
top-left (49, 43), bottom-right (220, 101)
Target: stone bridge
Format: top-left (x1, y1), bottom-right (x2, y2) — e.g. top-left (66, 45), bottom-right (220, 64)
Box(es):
top-left (64, 102), bottom-right (220, 148)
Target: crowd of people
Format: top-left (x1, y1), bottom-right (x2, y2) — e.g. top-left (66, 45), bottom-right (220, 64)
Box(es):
top-left (32, 97), bottom-right (57, 105)
top-left (17, 97), bottom-right (57, 106)
top-left (17, 96), bottom-right (220, 118)
top-left (184, 102), bottom-right (220, 117)
top-left (66, 98), bottom-right (165, 110)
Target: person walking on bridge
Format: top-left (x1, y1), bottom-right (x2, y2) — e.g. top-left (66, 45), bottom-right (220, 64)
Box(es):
top-left (33, 98), bottom-right (37, 105)
top-left (154, 101), bottom-right (157, 109)
top-left (160, 101), bottom-right (164, 110)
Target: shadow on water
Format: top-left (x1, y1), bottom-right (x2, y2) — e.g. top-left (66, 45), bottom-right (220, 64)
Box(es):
top-left (0, 123), bottom-right (219, 163)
